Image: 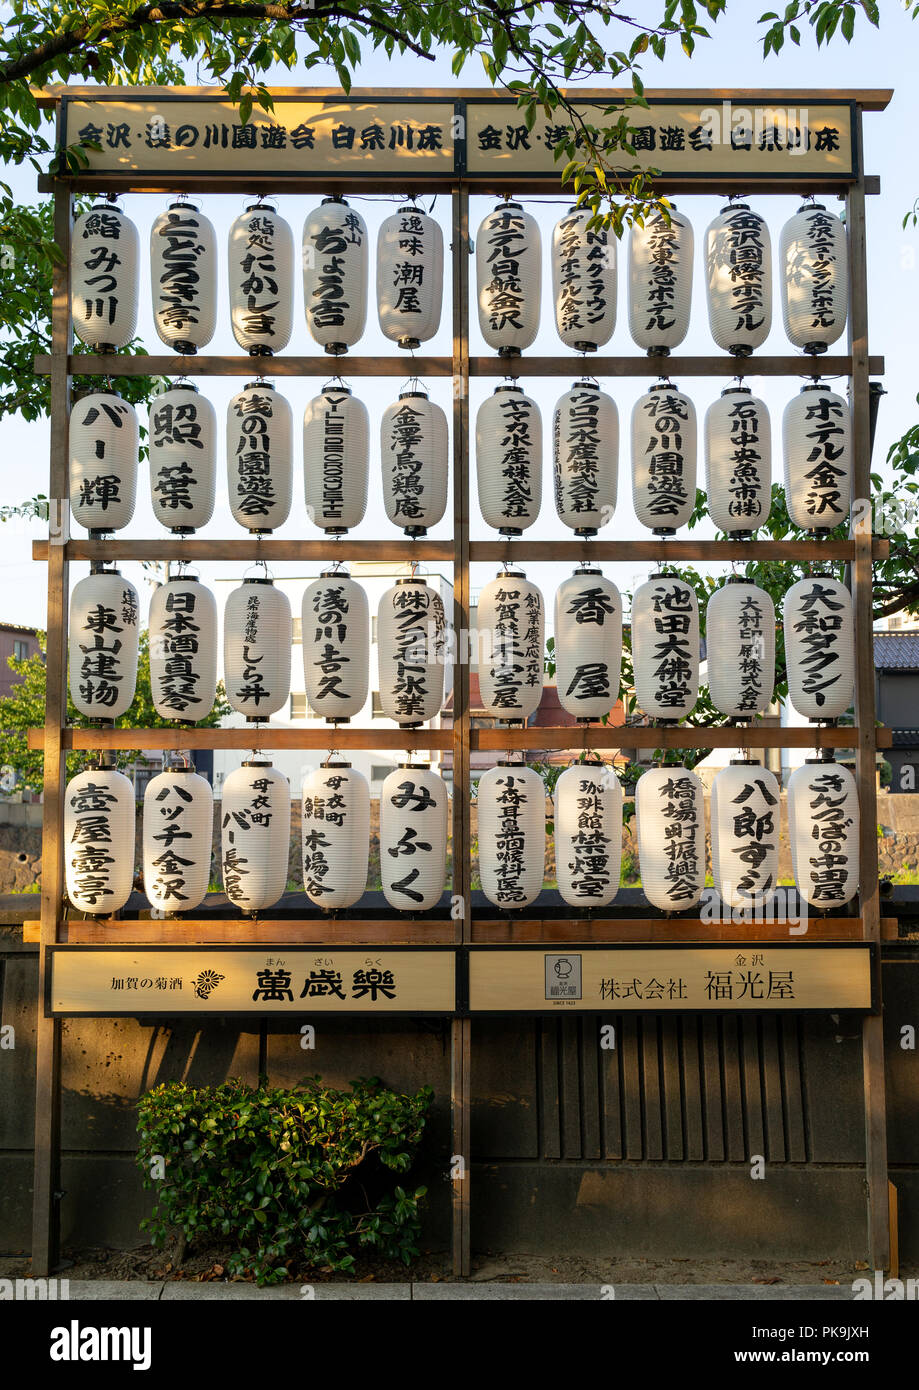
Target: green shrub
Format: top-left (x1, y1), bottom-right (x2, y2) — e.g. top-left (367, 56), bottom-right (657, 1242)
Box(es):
top-left (136, 1075), bottom-right (433, 1284)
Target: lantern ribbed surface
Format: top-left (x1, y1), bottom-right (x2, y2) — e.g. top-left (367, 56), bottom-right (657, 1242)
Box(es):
top-left (476, 385), bottom-right (542, 534)
top-left (64, 768), bottom-right (136, 914)
top-left (149, 385), bottom-right (216, 532)
top-left (303, 388), bottom-right (369, 533)
top-left (71, 202), bottom-right (139, 350)
top-left (376, 579), bottom-right (447, 725)
top-left (554, 570), bottom-right (622, 720)
top-left (301, 574), bottom-right (370, 721)
top-left (301, 763), bottom-right (370, 908)
top-left (477, 572), bottom-right (544, 721)
top-left (628, 209), bottom-right (693, 352)
top-left (780, 203), bottom-right (848, 353)
top-left (150, 202), bottom-right (217, 353)
top-left (303, 197), bottom-right (369, 352)
top-left (787, 761), bottom-right (859, 908)
top-left (221, 762), bottom-right (290, 911)
top-left (381, 766), bottom-right (448, 911)
top-left (705, 203), bottom-right (772, 355)
top-left (476, 202), bottom-right (541, 353)
top-left (706, 581), bottom-right (776, 718)
top-left (551, 207), bottom-right (616, 351)
top-left (704, 386), bottom-right (771, 534)
top-left (69, 391), bottom-right (138, 533)
top-left (69, 570), bottom-right (140, 719)
top-left (554, 763), bottom-right (622, 908)
top-left (381, 391), bottom-right (448, 535)
top-left (143, 769), bottom-right (213, 913)
top-left (228, 203), bottom-right (293, 353)
top-left (711, 763), bottom-right (780, 910)
top-left (636, 767), bottom-right (706, 911)
top-left (553, 383), bottom-right (618, 534)
top-left (783, 385), bottom-right (851, 530)
top-left (631, 385), bottom-right (697, 532)
top-left (223, 580), bottom-right (292, 719)
top-left (783, 576), bottom-right (855, 720)
top-left (631, 575), bottom-right (699, 720)
top-left (377, 205), bottom-right (443, 347)
top-left (477, 764), bottom-right (545, 909)
top-left (226, 383), bottom-right (292, 532)
top-left (149, 577), bottom-right (218, 722)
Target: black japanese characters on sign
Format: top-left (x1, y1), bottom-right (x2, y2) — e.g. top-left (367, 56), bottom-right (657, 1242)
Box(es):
top-left (554, 390), bottom-right (604, 523)
top-left (151, 393), bottom-right (205, 519)
top-left (636, 389), bottom-right (694, 524)
top-left (789, 581), bottom-right (847, 708)
top-left (554, 213), bottom-right (612, 345)
top-left (736, 591), bottom-right (769, 716)
top-left (67, 779), bottom-right (122, 907)
top-left (151, 206), bottom-right (213, 347)
top-left (648, 579), bottom-right (696, 714)
top-left (229, 388), bottom-right (280, 522)
top-left (75, 584), bottom-right (139, 712)
top-left (492, 772), bottom-right (533, 906)
top-left (154, 586), bottom-right (208, 715)
top-left (723, 395), bottom-right (768, 525)
top-left (147, 779), bottom-right (198, 905)
top-left (489, 584), bottom-right (542, 711)
top-left (222, 774), bottom-right (276, 905)
top-left (729, 774), bottom-right (778, 903)
top-left (800, 393), bottom-right (849, 522)
top-left (801, 770), bottom-right (856, 905)
top-left (567, 777), bottom-right (614, 901)
top-left (656, 774), bottom-right (704, 905)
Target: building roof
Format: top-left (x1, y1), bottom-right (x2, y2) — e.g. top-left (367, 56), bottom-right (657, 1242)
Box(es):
top-left (0, 623), bottom-right (39, 636)
top-left (891, 729), bottom-right (919, 748)
top-left (875, 631), bottom-right (919, 671)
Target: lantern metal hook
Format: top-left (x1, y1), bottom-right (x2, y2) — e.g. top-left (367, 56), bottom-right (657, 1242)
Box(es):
top-left (322, 748), bottom-right (340, 767)
top-left (322, 373), bottom-right (348, 393)
top-left (400, 374), bottom-right (426, 396)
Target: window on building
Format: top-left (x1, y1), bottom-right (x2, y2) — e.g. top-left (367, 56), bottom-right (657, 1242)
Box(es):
top-left (290, 692), bottom-right (307, 720)
top-left (291, 616), bottom-right (302, 644)
top-left (371, 691), bottom-right (383, 717)
top-left (12, 640), bottom-right (29, 661)
top-left (371, 615), bottom-right (378, 645)
top-left (371, 764), bottom-right (393, 783)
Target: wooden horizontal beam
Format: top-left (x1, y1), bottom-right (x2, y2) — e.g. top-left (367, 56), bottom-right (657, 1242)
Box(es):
top-left (27, 727), bottom-right (452, 751)
top-left (472, 355), bottom-right (884, 378)
top-left (472, 726), bottom-right (890, 750)
top-left (470, 539), bottom-right (890, 562)
top-left (33, 538), bottom-right (454, 563)
top-left (24, 918), bottom-right (455, 945)
top-left (472, 917), bottom-right (885, 943)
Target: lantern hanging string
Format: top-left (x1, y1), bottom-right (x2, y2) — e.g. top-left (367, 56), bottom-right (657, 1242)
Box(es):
top-left (321, 748), bottom-right (339, 768)
top-left (322, 374), bottom-right (349, 394)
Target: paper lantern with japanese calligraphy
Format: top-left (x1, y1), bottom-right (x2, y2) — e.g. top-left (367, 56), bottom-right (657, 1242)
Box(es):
top-left (380, 390), bottom-right (448, 536)
top-left (783, 576), bottom-right (855, 721)
top-left (301, 573), bottom-right (370, 722)
top-left (376, 578), bottom-right (446, 726)
top-left (228, 202), bottom-right (294, 354)
top-left (476, 202), bottom-right (541, 355)
top-left (143, 768), bottom-right (213, 913)
top-left (706, 580), bottom-right (776, 718)
top-left (477, 763), bottom-right (545, 909)
top-left (303, 387), bottom-right (369, 533)
top-left (301, 762), bottom-right (370, 909)
top-left (551, 207), bottom-right (616, 352)
top-left (377, 204), bottom-right (443, 349)
top-left (711, 761), bottom-right (780, 910)
top-left (69, 391), bottom-right (138, 533)
top-left (636, 766), bottom-right (706, 912)
top-left (149, 384), bottom-right (216, 532)
top-left (554, 763), bottom-right (622, 908)
top-left (783, 384), bottom-right (852, 531)
top-left (628, 208), bottom-right (694, 354)
top-left (477, 570), bottom-right (545, 721)
top-left (553, 382), bottom-right (618, 534)
top-left (787, 760), bottom-right (859, 908)
top-left (554, 569), bottom-right (622, 721)
top-left (303, 197), bottom-right (369, 354)
top-left (705, 203), bottom-right (772, 355)
top-left (631, 384), bottom-right (697, 533)
top-left (380, 765), bottom-right (448, 911)
top-left (71, 201), bottom-right (139, 351)
top-left (631, 575), bottom-right (700, 721)
top-left (704, 386), bottom-right (771, 535)
top-left (220, 761), bottom-right (290, 912)
top-left (69, 570), bottom-right (140, 720)
top-left (226, 382), bottom-right (293, 533)
top-left (780, 203), bottom-right (848, 354)
top-left (150, 202), bottom-right (217, 353)
top-left (149, 576), bottom-right (218, 722)
top-left (64, 768), bottom-right (135, 915)
top-left (476, 385), bottom-right (542, 535)
top-left (223, 579), bottom-right (292, 720)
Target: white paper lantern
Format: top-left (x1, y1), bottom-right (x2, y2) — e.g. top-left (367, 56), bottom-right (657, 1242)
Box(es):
top-left (149, 385), bottom-right (216, 532)
top-left (704, 386), bottom-right (771, 535)
top-left (381, 765), bottom-right (448, 911)
top-left (69, 570), bottom-right (139, 719)
top-left (780, 202), bottom-right (848, 354)
top-left (787, 760), bottom-right (859, 908)
top-left (476, 202), bottom-right (541, 355)
top-left (143, 768), bottom-right (213, 913)
top-left (554, 569), bottom-right (622, 720)
top-left (303, 197), bottom-right (369, 354)
top-left (628, 207), bottom-right (693, 353)
top-left (551, 207), bottom-right (616, 352)
top-left (705, 202), bottom-right (772, 355)
top-left (228, 202), bottom-right (293, 354)
top-left (477, 570), bottom-right (544, 721)
top-left (301, 573), bottom-right (370, 722)
top-left (554, 762), bottom-right (622, 908)
top-left (783, 576), bottom-right (855, 720)
top-left (69, 391), bottom-right (138, 532)
top-left (477, 763), bottom-right (545, 909)
top-left (711, 761), bottom-right (780, 910)
top-left (226, 382), bottom-right (292, 533)
top-left (221, 761), bottom-right (290, 912)
top-left (71, 201), bottom-right (139, 351)
top-left (381, 391), bottom-right (448, 536)
top-left (706, 580), bottom-right (776, 718)
top-left (631, 575), bottom-right (699, 721)
top-left (223, 579), bottom-right (292, 720)
top-left (631, 384), bottom-right (696, 533)
top-left (149, 576), bottom-right (218, 722)
top-left (476, 385), bottom-right (542, 534)
top-left (553, 382), bottom-right (618, 534)
top-left (636, 766), bottom-right (705, 911)
top-left (376, 579), bottom-right (446, 726)
top-left (301, 761), bottom-right (369, 908)
top-left (783, 384), bottom-right (851, 530)
top-left (64, 768), bottom-right (135, 914)
top-left (377, 205), bottom-right (443, 348)
top-left (150, 202), bottom-right (217, 353)
top-left (303, 387), bottom-right (369, 533)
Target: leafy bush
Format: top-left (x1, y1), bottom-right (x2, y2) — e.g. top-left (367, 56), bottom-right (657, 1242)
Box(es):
top-left (136, 1075), bottom-right (433, 1284)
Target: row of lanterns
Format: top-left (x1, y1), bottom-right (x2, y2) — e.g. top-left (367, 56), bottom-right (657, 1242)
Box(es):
top-left (69, 377), bottom-right (851, 539)
top-left (63, 754), bottom-right (859, 916)
top-left (73, 196), bottom-right (846, 358)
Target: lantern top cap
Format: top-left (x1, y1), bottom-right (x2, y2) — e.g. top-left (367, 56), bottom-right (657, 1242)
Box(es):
top-left (320, 758), bottom-right (351, 768)
top-left (496, 567), bottom-right (527, 580)
top-left (804, 756), bottom-right (836, 764)
top-left (398, 761), bottom-right (429, 770)
top-left (573, 565), bottom-right (602, 577)
top-left (720, 201), bottom-right (753, 214)
top-left (729, 757), bottom-right (760, 766)
top-left (797, 201), bottom-right (827, 213)
top-left (321, 194), bottom-right (348, 205)
top-left (394, 575), bottom-right (427, 586)
top-left (720, 384), bottom-right (752, 396)
top-left (243, 380), bottom-right (276, 391)
top-left (242, 576), bottom-right (274, 586)
top-left (800, 382), bottom-right (830, 392)
top-left (242, 758), bottom-right (273, 768)
top-left (495, 199), bottom-right (523, 210)
top-left (493, 383), bottom-right (523, 395)
top-left (398, 390), bottom-right (428, 400)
